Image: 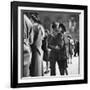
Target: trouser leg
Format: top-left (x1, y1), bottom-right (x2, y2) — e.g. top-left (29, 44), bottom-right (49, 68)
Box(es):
top-left (74, 51), bottom-right (76, 56)
top-left (57, 59), bottom-right (67, 75)
top-left (50, 60), bottom-right (56, 76)
top-left (65, 68), bottom-right (68, 75)
top-left (57, 60), bottom-right (64, 75)
top-left (46, 61), bottom-right (48, 71)
top-left (78, 50), bottom-right (79, 56)
top-left (60, 68), bottom-right (64, 75)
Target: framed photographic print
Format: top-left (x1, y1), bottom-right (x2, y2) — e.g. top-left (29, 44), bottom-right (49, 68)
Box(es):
top-left (11, 1), bottom-right (88, 88)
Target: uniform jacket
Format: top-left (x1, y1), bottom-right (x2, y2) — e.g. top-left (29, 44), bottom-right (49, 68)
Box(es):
top-left (48, 33), bottom-right (69, 60)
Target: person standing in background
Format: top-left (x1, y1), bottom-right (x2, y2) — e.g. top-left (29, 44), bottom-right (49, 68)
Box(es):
top-left (67, 35), bottom-right (73, 64)
top-left (48, 22), bottom-right (60, 75)
top-left (23, 13), bottom-right (34, 77)
top-left (42, 29), bottom-right (49, 74)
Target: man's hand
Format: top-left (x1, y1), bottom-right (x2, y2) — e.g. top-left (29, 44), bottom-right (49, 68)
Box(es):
top-left (55, 45), bottom-right (60, 50)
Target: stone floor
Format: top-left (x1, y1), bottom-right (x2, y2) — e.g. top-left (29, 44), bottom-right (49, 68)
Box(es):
top-left (43, 56), bottom-right (80, 76)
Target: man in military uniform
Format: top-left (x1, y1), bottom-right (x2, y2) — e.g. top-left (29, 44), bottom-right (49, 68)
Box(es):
top-left (48, 23), bottom-right (69, 76)
top-left (57, 23), bottom-right (69, 75)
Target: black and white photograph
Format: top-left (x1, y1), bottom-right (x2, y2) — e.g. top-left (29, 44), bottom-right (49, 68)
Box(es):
top-left (22, 10), bottom-right (80, 77)
top-left (11, 1), bottom-right (87, 88)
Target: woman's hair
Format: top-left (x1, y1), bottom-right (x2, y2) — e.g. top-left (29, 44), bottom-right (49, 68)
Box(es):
top-left (24, 12), bottom-right (41, 24)
top-left (31, 14), bottom-right (41, 24)
top-left (59, 23), bottom-right (66, 32)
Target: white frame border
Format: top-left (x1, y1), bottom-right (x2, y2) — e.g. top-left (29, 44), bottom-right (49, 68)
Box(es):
top-left (18, 6), bottom-right (84, 83)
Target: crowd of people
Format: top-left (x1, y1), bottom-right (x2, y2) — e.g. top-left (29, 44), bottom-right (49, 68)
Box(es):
top-left (23, 12), bottom-right (79, 77)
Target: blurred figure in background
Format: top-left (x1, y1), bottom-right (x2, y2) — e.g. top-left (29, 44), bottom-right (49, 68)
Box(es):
top-left (67, 35), bottom-right (73, 64)
top-left (42, 29), bottom-right (50, 74)
top-left (74, 40), bottom-right (79, 57)
top-left (23, 13), bottom-right (34, 77)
